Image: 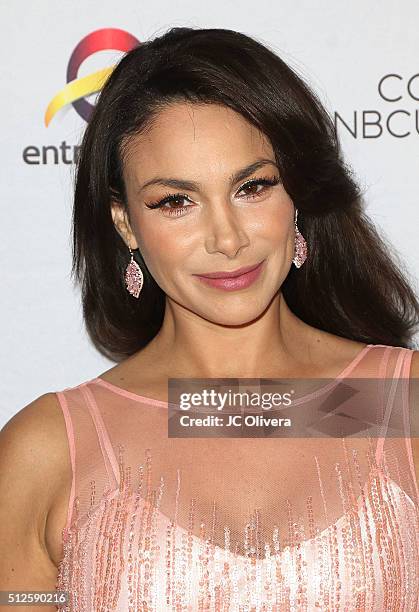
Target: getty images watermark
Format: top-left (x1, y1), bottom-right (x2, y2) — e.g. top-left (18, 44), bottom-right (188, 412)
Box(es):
top-left (167, 377), bottom-right (419, 438)
top-left (167, 380), bottom-right (295, 438)
top-left (175, 387), bottom-right (293, 429)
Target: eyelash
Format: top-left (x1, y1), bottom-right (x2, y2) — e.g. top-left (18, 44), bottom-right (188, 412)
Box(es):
top-left (144, 175), bottom-right (280, 217)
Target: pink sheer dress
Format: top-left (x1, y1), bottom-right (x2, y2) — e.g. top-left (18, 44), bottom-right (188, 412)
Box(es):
top-left (54, 343), bottom-right (419, 610)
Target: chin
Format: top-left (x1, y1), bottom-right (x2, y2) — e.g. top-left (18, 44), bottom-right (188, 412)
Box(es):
top-left (200, 302), bottom-right (269, 327)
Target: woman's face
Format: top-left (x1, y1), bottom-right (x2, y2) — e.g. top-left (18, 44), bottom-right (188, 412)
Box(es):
top-left (113, 102), bottom-right (295, 325)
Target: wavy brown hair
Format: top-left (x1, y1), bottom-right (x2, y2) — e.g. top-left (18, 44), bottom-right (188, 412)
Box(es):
top-left (71, 26), bottom-right (419, 361)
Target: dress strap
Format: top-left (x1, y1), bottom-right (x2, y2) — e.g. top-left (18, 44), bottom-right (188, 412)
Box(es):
top-left (79, 382), bottom-right (121, 488)
top-left (375, 347), bottom-right (411, 465)
top-left (374, 346), bottom-right (418, 505)
top-left (55, 390), bottom-right (76, 532)
top-left (400, 348), bottom-right (419, 501)
top-left (55, 382), bottom-right (120, 532)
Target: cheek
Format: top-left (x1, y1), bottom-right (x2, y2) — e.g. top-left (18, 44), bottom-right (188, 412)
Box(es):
top-left (266, 215), bottom-right (292, 241)
top-left (134, 221), bottom-right (187, 281)
top-left (254, 200), bottom-right (294, 244)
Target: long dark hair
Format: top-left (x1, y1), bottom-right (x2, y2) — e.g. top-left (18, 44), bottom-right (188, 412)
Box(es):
top-left (71, 26), bottom-right (419, 361)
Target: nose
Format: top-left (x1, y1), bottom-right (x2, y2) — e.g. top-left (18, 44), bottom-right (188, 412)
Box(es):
top-left (204, 200), bottom-right (250, 258)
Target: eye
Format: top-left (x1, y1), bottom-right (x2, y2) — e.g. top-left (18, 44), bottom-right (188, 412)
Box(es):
top-left (144, 174), bottom-right (280, 218)
top-left (144, 193), bottom-right (194, 217)
top-left (237, 175), bottom-right (280, 199)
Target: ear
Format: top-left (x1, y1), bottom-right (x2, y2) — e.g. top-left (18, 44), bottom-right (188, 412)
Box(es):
top-left (110, 200), bottom-right (139, 250)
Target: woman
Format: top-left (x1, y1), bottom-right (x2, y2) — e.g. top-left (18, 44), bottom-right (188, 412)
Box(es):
top-left (1, 26), bottom-right (418, 611)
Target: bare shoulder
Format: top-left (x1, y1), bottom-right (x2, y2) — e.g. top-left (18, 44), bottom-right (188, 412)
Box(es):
top-left (409, 348), bottom-right (419, 377)
top-left (0, 392), bottom-right (71, 591)
top-left (0, 391), bottom-right (70, 483)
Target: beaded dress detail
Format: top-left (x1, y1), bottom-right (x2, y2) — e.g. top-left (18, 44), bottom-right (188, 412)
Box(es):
top-left (54, 344), bottom-right (419, 611)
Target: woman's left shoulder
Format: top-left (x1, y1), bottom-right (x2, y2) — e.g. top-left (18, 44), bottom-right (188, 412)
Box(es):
top-left (410, 349), bottom-right (419, 376)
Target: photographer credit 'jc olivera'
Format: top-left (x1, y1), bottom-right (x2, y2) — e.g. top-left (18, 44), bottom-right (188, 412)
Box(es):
top-left (1, 26), bottom-right (419, 612)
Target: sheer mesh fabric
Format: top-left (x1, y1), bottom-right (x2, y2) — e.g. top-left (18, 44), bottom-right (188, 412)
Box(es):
top-left (54, 344), bottom-right (419, 611)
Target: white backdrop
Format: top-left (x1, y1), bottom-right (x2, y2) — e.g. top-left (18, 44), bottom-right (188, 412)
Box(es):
top-left (1, 1), bottom-right (418, 427)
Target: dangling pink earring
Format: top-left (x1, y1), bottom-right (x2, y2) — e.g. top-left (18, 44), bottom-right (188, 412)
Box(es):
top-left (292, 208), bottom-right (307, 268)
top-left (125, 246), bottom-right (143, 298)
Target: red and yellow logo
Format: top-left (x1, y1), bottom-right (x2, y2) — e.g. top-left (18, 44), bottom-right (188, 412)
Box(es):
top-left (45, 28), bottom-right (140, 127)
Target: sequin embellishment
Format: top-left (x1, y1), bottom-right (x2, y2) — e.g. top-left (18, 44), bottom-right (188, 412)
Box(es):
top-left (55, 439), bottom-right (419, 611)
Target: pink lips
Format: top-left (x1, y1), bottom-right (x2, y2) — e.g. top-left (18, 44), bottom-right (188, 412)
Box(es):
top-left (194, 259), bottom-right (265, 291)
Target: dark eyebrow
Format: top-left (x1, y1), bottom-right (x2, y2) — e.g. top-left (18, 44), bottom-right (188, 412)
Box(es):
top-left (136, 158), bottom-right (278, 193)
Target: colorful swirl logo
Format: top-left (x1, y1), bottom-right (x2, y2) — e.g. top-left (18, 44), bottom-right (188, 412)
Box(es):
top-left (44, 28), bottom-right (140, 127)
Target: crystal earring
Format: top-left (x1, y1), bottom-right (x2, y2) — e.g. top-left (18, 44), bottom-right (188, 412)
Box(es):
top-left (292, 208), bottom-right (307, 268)
top-left (125, 246), bottom-right (143, 298)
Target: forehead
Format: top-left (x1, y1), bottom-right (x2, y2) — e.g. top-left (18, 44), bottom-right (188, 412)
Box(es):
top-left (121, 102), bottom-right (274, 185)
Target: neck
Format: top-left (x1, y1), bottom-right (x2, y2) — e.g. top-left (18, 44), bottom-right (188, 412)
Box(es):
top-left (141, 292), bottom-right (325, 378)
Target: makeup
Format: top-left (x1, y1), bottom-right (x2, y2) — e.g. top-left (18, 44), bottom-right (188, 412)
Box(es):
top-left (193, 259), bottom-right (265, 291)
